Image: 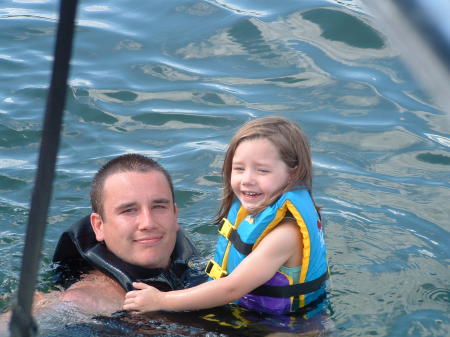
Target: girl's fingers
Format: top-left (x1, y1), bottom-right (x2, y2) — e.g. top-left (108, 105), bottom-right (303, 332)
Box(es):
top-left (123, 302), bottom-right (133, 310)
top-left (123, 299), bottom-right (139, 311)
top-left (125, 291), bottom-right (137, 299)
top-left (132, 282), bottom-right (150, 290)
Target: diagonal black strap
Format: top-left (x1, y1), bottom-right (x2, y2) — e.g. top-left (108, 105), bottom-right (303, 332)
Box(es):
top-left (218, 219), bottom-right (254, 256)
top-left (9, 1), bottom-right (78, 337)
top-left (249, 270), bottom-right (329, 298)
top-left (228, 230), bottom-right (253, 256)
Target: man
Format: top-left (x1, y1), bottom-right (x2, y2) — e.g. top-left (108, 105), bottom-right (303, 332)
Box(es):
top-left (51, 153), bottom-right (199, 315)
top-left (2, 153), bottom-right (200, 334)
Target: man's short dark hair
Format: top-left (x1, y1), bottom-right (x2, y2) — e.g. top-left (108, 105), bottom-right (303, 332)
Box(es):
top-left (90, 154), bottom-right (175, 218)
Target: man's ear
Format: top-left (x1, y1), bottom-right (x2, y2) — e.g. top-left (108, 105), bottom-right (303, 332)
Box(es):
top-left (174, 203), bottom-right (180, 231)
top-left (90, 213), bottom-right (105, 242)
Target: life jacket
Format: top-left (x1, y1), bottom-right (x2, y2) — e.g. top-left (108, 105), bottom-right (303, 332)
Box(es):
top-left (206, 188), bottom-right (329, 315)
top-left (52, 215), bottom-right (199, 292)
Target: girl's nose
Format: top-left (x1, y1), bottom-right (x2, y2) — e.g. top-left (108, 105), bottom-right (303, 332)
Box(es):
top-left (241, 169), bottom-right (255, 185)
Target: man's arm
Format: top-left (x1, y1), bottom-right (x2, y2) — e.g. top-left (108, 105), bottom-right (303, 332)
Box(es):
top-left (0, 270), bottom-right (126, 335)
top-left (0, 291), bottom-right (65, 336)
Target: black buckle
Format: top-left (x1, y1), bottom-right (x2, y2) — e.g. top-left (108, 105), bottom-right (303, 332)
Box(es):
top-left (205, 260), bottom-right (214, 274)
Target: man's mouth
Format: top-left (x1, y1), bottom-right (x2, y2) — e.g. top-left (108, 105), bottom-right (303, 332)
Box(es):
top-left (134, 236), bottom-right (163, 245)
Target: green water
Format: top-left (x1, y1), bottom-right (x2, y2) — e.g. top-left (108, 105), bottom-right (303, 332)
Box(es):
top-left (1, 0), bottom-right (449, 336)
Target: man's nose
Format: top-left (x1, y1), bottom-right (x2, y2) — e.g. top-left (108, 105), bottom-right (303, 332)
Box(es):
top-left (138, 208), bottom-right (156, 230)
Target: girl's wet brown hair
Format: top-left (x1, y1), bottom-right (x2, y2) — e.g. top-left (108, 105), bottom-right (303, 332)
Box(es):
top-left (214, 116), bottom-right (315, 224)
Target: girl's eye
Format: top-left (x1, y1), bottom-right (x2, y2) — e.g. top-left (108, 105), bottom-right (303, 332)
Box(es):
top-left (258, 168), bottom-right (270, 173)
top-left (232, 166), bottom-right (244, 171)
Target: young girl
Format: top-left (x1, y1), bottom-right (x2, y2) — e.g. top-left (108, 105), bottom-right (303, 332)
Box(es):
top-left (123, 116), bottom-right (328, 315)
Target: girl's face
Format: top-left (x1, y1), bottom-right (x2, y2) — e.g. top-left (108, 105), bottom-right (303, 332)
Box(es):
top-left (231, 138), bottom-right (292, 213)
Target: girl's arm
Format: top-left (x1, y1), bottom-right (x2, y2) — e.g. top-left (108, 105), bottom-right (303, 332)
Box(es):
top-left (123, 220), bottom-right (301, 312)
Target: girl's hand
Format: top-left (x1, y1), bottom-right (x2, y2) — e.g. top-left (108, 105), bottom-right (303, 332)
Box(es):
top-left (123, 282), bottom-right (163, 312)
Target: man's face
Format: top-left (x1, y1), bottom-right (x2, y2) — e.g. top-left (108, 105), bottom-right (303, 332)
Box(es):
top-left (90, 170), bottom-right (179, 269)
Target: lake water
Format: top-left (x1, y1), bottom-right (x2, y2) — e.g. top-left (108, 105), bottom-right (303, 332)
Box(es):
top-left (1, 0), bottom-right (449, 336)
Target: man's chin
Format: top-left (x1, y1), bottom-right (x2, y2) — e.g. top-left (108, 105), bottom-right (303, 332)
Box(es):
top-left (131, 257), bottom-right (169, 270)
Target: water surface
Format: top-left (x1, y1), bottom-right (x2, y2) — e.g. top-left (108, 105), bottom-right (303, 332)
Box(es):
top-left (1, 0), bottom-right (449, 336)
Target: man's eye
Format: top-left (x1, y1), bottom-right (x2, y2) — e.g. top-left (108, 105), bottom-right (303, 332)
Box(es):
top-left (123, 208), bottom-right (136, 214)
top-left (153, 204), bottom-right (167, 210)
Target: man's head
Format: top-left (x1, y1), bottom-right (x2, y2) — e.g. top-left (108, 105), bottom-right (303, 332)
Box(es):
top-left (90, 153), bottom-right (175, 219)
top-left (90, 154), bottom-right (179, 269)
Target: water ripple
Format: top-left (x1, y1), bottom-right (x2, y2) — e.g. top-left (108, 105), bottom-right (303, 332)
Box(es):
top-left (0, 7), bottom-right (56, 22)
top-left (1, 0), bottom-right (449, 336)
top-left (205, 0), bottom-right (271, 17)
top-left (418, 283), bottom-right (450, 305)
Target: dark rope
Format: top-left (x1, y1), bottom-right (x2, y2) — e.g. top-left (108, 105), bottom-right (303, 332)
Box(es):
top-left (395, 0), bottom-right (450, 70)
top-left (9, 1), bottom-right (78, 336)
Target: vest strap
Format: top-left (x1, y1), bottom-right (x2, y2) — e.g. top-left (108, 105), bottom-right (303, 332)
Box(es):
top-left (249, 270), bottom-right (329, 298)
top-left (205, 259), bottom-right (227, 279)
top-left (218, 218), bottom-right (253, 256)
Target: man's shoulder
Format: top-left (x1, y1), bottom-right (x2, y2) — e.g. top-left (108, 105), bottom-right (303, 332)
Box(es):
top-left (60, 270), bottom-right (126, 315)
top-left (65, 270), bottom-right (123, 293)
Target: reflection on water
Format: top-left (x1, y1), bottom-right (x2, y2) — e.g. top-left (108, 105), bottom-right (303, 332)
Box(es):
top-left (0, 0), bottom-right (449, 336)
top-left (302, 8), bottom-right (385, 49)
top-left (37, 305), bottom-right (334, 337)
top-left (417, 152), bottom-right (450, 165)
